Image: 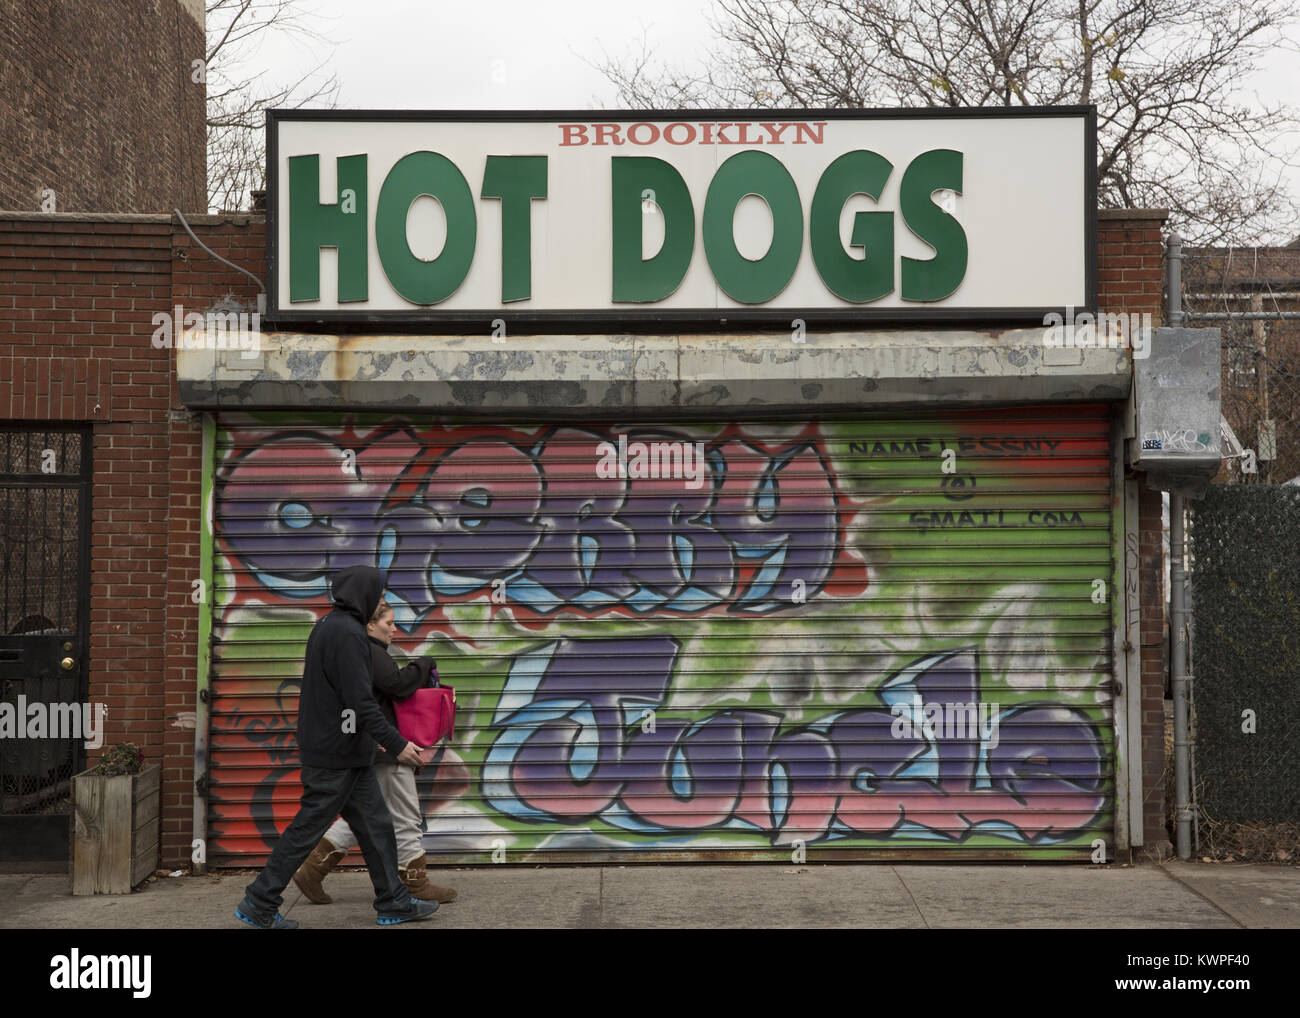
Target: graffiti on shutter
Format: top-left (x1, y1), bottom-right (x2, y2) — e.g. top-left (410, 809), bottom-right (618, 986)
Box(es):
top-left (208, 410), bottom-right (1112, 861)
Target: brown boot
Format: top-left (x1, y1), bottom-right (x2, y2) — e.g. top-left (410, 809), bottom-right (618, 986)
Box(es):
top-left (399, 852), bottom-right (457, 903)
top-left (292, 837), bottom-right (345, 904)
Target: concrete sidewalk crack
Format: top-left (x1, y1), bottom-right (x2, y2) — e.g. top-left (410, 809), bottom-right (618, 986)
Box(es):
top-left (893, 866), bottom-right (930, 928)
top-left (598, 866), bottom-right (605, 928)
top-left (1157, 863), bottom-right (1246, 928)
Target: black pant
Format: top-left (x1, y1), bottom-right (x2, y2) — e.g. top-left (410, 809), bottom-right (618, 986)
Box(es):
top-left (243, 764), bottom-right (410, 915)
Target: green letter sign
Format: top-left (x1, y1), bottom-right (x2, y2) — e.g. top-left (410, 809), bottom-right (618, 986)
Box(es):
top-left (289, 154), bottom-right (368, 302)
top-left (481, 156), bottom-right (548, 302)
top-left (704, 151), bottom-right (802, 304)
top-left (899, 149), bottom-right (968, 302)
top-left (809, 150), bottom-right (895, 303)
top-left (376, 151), bottom-right (477, 305)
top-left (611, 157), bottom-right (695, 303)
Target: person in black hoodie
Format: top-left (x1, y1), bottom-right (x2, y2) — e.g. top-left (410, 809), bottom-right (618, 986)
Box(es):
top-left (234, 565), bottom-right (437, 929)
top-left (292, 599), bottom-right (457, 905)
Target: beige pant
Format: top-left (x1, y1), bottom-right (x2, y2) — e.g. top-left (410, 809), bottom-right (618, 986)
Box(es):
top-left (325, 764), bottom-right (424, 865)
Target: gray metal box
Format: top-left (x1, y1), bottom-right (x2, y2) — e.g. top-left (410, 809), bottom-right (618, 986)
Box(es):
top-left (1128, 327), bottom-right (1221, 481)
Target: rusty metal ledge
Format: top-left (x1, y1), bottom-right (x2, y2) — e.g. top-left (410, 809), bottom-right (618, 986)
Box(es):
top-left (177, 328), bottom-right (1132, 416)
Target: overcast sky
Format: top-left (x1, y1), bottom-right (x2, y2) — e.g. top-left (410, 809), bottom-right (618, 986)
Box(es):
top-left (229, 0), bottom-right (1299, 234)
top-left (233, 0), bottom-right (715, 110)
top-left (237, 0), bottom-right (1296, 110)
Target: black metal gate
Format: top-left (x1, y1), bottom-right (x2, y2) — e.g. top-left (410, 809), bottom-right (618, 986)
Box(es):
top-left (0, 427), bottom-right (92, 864)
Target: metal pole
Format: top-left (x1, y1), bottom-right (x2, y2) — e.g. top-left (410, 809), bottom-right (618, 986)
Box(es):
top-left (1171, 492), bottom-right (1192, 859)
top-left (1252, 294), bottom-right (1271, 483)
top-left (1184, 311), bottom-right (1300, 321)
top-left (1167, 232), bottom-right (1183, 327)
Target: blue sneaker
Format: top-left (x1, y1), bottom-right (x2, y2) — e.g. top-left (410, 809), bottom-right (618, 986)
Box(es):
top-left (235, 897), bottom-right (299, 930)
top-left (376, 897), bottom-right (438, 926)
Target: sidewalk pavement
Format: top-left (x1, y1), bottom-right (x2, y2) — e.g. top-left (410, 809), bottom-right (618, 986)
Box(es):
top-left (1, 861), bottom-right (1297, 929)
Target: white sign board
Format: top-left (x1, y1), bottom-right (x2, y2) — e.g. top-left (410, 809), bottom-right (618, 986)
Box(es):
top-left (267, 108), bottom-right (1095, 327)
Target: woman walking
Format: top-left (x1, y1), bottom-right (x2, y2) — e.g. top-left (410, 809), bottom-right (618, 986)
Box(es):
top-left (292, 599), bottom-right (457, 906)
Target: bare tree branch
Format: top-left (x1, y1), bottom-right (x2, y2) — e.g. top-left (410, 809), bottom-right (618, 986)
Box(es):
top-left (204, 0), bottom-right (341, 212)
top-left (591, 0), bottom-right (1300, 244)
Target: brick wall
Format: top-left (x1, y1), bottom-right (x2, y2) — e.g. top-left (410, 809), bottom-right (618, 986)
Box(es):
top-left (0, 210), bottom-right (262, 867)
top-left (164, 216), bottom-right (263, 865)
top-left (1098, 210), bottom-right (1166, 322)
top-left (1099, 209), bottom-right (1172, 850)
top-left (0, 0), bottom-right (206, 214)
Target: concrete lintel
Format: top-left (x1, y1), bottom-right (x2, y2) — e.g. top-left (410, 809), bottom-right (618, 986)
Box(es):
top-left (177, 328), bottom-right (1131, 415)
top-left (1097, 208), bottom-right (1170, 222)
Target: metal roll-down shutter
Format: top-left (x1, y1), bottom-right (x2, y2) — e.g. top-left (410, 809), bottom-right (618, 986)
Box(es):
top-left (207, 405), bottom-right (1114, 864)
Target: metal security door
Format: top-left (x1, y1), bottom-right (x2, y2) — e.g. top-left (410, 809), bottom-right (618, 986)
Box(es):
top-left (208, 408), bottom-right (1115, 865)
top-left (0, 427), bottom-right (92, 864)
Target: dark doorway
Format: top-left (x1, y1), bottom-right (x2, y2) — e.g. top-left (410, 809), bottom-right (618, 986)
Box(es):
top-left (0, 427), bottom-right (92, 864)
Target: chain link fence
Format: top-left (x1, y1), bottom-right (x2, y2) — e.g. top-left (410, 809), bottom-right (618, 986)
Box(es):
top-left (1187, 484), bottom-right (1300, 858)
top-left (1180, 245), bottom-right (1300, 485)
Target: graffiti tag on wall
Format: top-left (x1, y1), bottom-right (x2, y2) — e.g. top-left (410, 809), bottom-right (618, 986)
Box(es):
top-left (484, 641), bottom-right (1105, 844)
top-left (218, 424), bottom-right (866, 625)
top-left (209, 415), bottom-right (1113, 860)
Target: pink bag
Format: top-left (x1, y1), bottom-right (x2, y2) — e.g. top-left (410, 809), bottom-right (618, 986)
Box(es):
top-left (393, 681), bottom-right (455, 747)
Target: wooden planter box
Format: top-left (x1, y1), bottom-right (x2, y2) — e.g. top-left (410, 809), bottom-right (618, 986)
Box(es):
top-left (71, 763), bottom-right (160, 894)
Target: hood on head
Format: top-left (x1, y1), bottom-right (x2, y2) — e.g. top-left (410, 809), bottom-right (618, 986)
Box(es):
top-left (330, 565), bottom-right (384, 624)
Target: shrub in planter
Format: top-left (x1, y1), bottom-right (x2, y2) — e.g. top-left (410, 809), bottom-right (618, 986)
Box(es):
top-left (92, 743), bottom-right (145, 777)
top-left (72, 744), bottom-right (160, 894)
